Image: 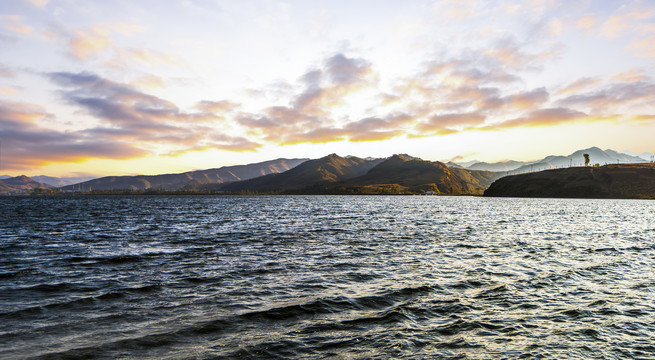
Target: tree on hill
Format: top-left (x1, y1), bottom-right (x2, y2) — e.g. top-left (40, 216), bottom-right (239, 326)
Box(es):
top-left (584, 153), bottom-right (590, 167)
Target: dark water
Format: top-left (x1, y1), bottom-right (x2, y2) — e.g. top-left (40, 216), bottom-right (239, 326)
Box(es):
top-left (1, 195), bottom-right (654, 359)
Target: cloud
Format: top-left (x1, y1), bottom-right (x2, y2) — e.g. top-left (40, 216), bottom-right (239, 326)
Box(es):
top-left (497, 87), bottom-right (550, 110)
top-left (195, 100), bottom-right (240, 113)
top-left (483, 38), bottom-right (561, 70)
top-left (68, 27), bottom-right (113, 60)
top-left (611, 69), bottom-right (649, 83)
top-left (423, 59), bottom-right (520, 86)
top-left (416, 112), bottom-right (486, 134)
top-left (489, 107), bottom-right (587, 129)
top-left (46, 72), bottom-right (261, 154)
top-left (325, 53), bottom-right (373, 86)
top-left (547, 19), bottom-right (564, 36)
top-left (600, 11), bottom-right (655, 39)
top-left (556, 77), bottom-right (602, 96)
top-left (557, 81), bottom-right (655, 110)
top-left (108, 48), bottom-right (186, 68)
top-left (576, 14), bottom-right (596, 33)
top-left (0, 87), bottom-right (20, 96)
top-left (630, 114), bottom-right (655, 122)
top-left (26, 0), bottom-right (49, 7)
top-left (65, 22), bottom-right (146, 60)
top-left (0, 67), bottom-right (15, 78)
top-left (344, 113), bottom-right (414, 141)
top-left (0, 101), bottom-right (146, 170)
top-left (131, 74), bottom-right (166, 89)
top-left (434, 0), bottom-right (485, 20)
top-left (1, 15), bottom-right (32, 35)
top-left (293, 54), bottom-right (376, 115)
top-left (629, 35), bottom-right (655, 57)
top-left (228, 53), bottom-right (382, 145)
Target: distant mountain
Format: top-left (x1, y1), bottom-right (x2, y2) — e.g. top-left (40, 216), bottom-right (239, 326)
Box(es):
top-left (466, 160), bottom-right (527, 172)
top-left (510, 147), bottom-right (646, 173)
top-left (448, 160), bottom-right (480, 168)
top-left (0, 175), bottom-right (53, 194)
top-left (622, 151), bottom-right (655, 162)
top-left (31, 175), bottom-right (98, 187)
top-left (484, 163), bottom-right (655, 199)
top-left (62, 158), bottom-right (308, 191)
top-left (220, 154), bottom-right (384, 192)
top-left (0, 175), bottom-right (11, 180)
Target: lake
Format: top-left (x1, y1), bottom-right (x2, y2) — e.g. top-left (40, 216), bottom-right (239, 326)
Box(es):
top-left (1, 195), bottom-right (654, 359)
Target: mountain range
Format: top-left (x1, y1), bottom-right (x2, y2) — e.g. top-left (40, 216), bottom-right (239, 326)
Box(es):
top-left (1, 146), bottom-right (652, 195)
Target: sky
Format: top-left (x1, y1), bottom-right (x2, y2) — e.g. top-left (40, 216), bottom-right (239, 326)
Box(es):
top-left (1, 0), bottom-right (655, 177)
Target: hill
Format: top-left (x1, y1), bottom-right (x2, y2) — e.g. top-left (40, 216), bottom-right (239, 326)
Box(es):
top-left (62, 158), bottom-right (308, 191)
top-left (219, 154), bottom-right (383, 192)
top-left (483, 163), bottom-right (655, 199)
top-left (341, 154), bottom-right (500, 195)
top-left (0, 175), bottom-right (53, 194)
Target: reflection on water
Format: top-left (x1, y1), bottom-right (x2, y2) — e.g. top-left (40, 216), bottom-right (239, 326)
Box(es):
top-left (1, 195), bottom-right (654, 359)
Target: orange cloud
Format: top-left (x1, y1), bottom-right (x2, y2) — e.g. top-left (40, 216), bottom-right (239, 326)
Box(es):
top-left (556, 77), bottom-right (602, 96)
top-left (113, 48), bottom-right (186, 67)
top-left (489, 108), bottom-right (587, 129)
top-left (0, 67), bottom-right (14, 78)
top-left (576, 15), bottom-right (596, 33)
top-left (416, 112), bottom-right (486, 133)
top-left (611, 69), bottom-right (649, 83)
top-left (131, 74), bottom-right (166, 90)
top-left (26, 0), bottom-right (49, 7)
top-left (68, 27), bottom-right (113, 60)
top-left (1, 15), bottom-right (32, 35)
top-left (0, 87), bottom-right (20, 96)
top-left (66, 22), bottom-right (145, 61)
top-left (629, 35), bottom-right (655, 57)
top-left (600, 11), bottom-right (655, 39)
top-left (630, 114), bottom-right (655, 122)
top-left (483, 39), bottom-right (561, 70)
top-left (195, 100), bottom-right (240, 113)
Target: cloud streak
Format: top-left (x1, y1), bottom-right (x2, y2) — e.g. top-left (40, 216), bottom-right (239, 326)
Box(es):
top-left (0, 101), bottom-right (146, 170)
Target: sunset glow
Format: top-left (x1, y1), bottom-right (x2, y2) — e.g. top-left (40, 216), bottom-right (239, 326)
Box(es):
top-left (2, 0), bottom-right (655, 176)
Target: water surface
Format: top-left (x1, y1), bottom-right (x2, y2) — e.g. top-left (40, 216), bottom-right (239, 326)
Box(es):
top-left (1, 195), bottom-right (654, 359)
